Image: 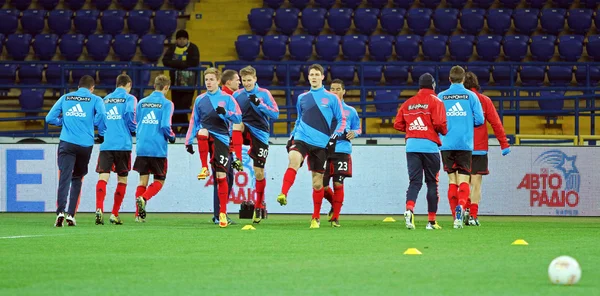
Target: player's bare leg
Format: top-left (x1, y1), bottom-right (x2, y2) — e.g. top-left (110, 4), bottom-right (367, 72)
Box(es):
top-left (231, 123), bottom-right (244, 172)
top-left (253, 166), bottom-right (266, 223)
top-left (277, 150), bottom-right (303, 206)
top-left (329, 181), bottom-right (343, 227)
top-left (469, 174), bottom-right (482, 226)
top-left (95, 173), bottom-right (110, 225)
top-left (196, 128), bottom-right (210, 180)
top-left (215, 171), bottom-right (230, 228)
top-left (310, 173), bottom-right (324, 229)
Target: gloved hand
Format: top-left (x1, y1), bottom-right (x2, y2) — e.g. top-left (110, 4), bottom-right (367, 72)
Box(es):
top-left (186, 144), bottom-right (195, 155)
top-left (325, 134), bottom-right (339, 153)
top-left (249, 94), bottom-right (260, 106)
top-left (286, 136), bottom-right (294, 153)
top-left (168, 136), bottom-right (176, 144)
top-left (94, 135), bottom-right (104, 144)
top-left (216, 106), bottom-right (226, 115)
top-left (130, 131), bottom-right (136, 137)
top-left (502, 147), bottom-right (511, 156)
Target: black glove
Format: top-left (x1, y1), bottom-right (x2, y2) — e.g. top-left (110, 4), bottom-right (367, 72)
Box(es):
top-left (325, 134), bottom-right (338, 154)
top-left (186, 144), bottom-right (195, 155)
top-left (216, 106), bottom-right (226, 115)
top-left (168, 136), bottom-right (176, 144)
top-left (286, 136), bottom-right (294, 152)
top-left (249, 94), bottom-right (260, 106)
top-left (130, 131), bottom-right (136, 137)
top-left (94, 135), bottom-right (104, 144)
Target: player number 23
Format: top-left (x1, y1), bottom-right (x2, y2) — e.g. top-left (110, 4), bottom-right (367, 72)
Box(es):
top-left (219, 155), bottom-right (229, 166)
top-left (258, 148), bottom-right (269, 158)
top-left (337, 161), bottom-right (348, 171)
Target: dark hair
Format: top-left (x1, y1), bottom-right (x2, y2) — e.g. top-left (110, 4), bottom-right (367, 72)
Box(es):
top-left (78, 75), bottom-right (95, 89)
top-left (464, 71), bottom-right (480, 91)
top-left (221, 70), bottom-right (238, 85)
top-left (331, 79), bottom-right (345, 89)
top-left (449, 66), bottom-right (466, 83)
top-left (116, 74), bottom-right (132, 88)
top-left (308, 64), bottom-right (324, 75)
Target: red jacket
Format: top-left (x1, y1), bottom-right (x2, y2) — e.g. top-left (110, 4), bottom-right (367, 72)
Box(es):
top-left (471, 88), bottom-right (510, 152)
top-left (394, 89), bottom-right (447, 146)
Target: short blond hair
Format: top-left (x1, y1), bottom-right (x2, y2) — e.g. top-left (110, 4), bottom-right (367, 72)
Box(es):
top-left (154, 75), bottom-right (170, 90)
top-left (449, 66), bottom-right (466, 83)
top-left (239, 66), bottom-right (256, 77)
top-left (204, 67), bottom-right (220, 80)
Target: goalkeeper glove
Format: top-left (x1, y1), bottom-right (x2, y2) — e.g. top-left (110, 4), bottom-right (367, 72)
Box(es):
top-left (249, 94), bottom-right (260, 106)
top-left (186, 144), bottom-right (195, 155)
top-left (216, 106), bottom-right (226, 115)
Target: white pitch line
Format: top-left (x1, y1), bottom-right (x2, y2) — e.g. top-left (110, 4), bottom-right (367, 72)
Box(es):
top-left (0, 228), bottom-right (144, 240)
top-left (0, 234), bottom-right (66, 240)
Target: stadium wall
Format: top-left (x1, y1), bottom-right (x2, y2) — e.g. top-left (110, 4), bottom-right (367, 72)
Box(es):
top-left (0, 144), bottom-right (598, 216)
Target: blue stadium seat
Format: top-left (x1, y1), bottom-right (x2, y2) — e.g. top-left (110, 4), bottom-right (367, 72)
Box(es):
top-left (553, 0), bottom-right (574, 8)
top-left (354, 8), bottom-right (380, 36)
top-left (301, 8), bottom-right (326, 36)
top-left (586, 35), bottom-right (600, 61)
top-left (422, 35), bottom-right (448, 61)
top-left (33, 34), bottom-right (59, 60)
top-left (117, 0), bottom-right (138, 10)
top-left (487, 9), bottom-right (512, 35)
top-left (274, 8), bottom-right (299, 35)
top-left (473, 0), bottom-right (495, 8)
top-left (449, 35), bottom-right (475, 62)
top-left (384, 66), bottom-right (409, 85)
top-left (275, 64), bottom-right (302, 85)
top-left (21, 10), bottom-right (46, 36)
top-left (412, 66), bottom-right (436, 84)
top-left (363, 65), bottom-right (382, 85)
top-left (6, 34), bottom-right (32, 61)
top-left (520, 66), bottom-right (546, 86)
top-left (374, 90), bottom-right (400, 114)
top-left (169, 0), bottom-right (191, 10)
top-left (289, 34), bottom-right (314, 61)
top-left (86, 34), bottom-right (112, 61)
top-left (492, 65), bottom-right (518, 85)
top-left (437, 65), bottom-right (454, 87)
top-left (93, 0), bottom-right (112, 10)
top-left (315, 35), bottom-right (341, 61)
top-left (0, 64), bottom-right (17, 85)
top-left (59, 34), bottom-right (85, 61)
top-left (140, 34), bottom-right (166, 62)
top-left (476, 35), bottom-right (502, 61)
top-left (530, 35), bottom-right (556, 62)
top-left (368, 0), bottom-right (389, 9)
top-left (144, 0), bottom-right (164, 10)
top-left (128, 10), bottom-right (152, 36)
top-left (380, 8), bottom-right (405, 36)
top-left (537, 90), bottom-right (565, 113)
top-left (499, 0), bottom-right (520, 8)
top-left (328, 8), bottom-right (353, 35)
top-left (46, 64), bottom-right (68, 85)
top-left (12, 0), bottom-right (32, 10)
top-left (582, 0), bottom-right (599, 9)
top-left (314, 0), bottom-right (336, 9)
top-left (262, 34), bottom-right (288, 61)
top-left (575, 65), bottom-right (600, 86)
top-left (433, 8), bottom-right (459, 35)
top-left (341, 34), bottom-right (367, 61)
top-left (447, 0), bottom-right (468, 8)
top-left (395, 35), bottom-right (421, 61)
top-left (248, 8), bottom-right (273, 35)
top-left (0, 33), bottom-right (3, 53)
top-left (49, 10), bottom-right (73, 36)
top-left (18, 64), bottom-right (44, 85)
top-left (421, 0), bottom-right (441, 9)
top-left (369, 35), bottom-right (394, 62)
top-left (460, 8), bottom-right (485, 35)
top-left (540, 8), bottom-right (566, 35)
top-left (341, 0), bottom-right (362, 9)
top-left (65, 0), bottom-right (86, 10)
top-left (263, 0), bottom-right (284, 9)
top-left (596, 13), bottom-right (600, 34)
top-left (74, 10), bottom-right (100, 36)
top-left (527, 0), bottom-right (546, 8)
top-left (254, 64), bottom-right (274, 85)
top-left (39, 0), bottom-right (59, 10)
top-left (154, 10), bottom-right (178, 37)
top-left (468, 66), bottom-right (491, 85)
top-left (558, 35), bottom-right (584, 62)
top-left (503, 35), bottom-right (529, 62)
top-left (513, 9), bottom-right (539, 36)
top-left (71, 65), bottom-right (96, 85)
top-left (98, 64), bottom-right (123, 86)
top-left (567, 9), bottom-right (593, 35)
top-left (407, 8), bottom-right (432, 35)
top-left (101, 10), bottom-right (126, 35)
top-left (289, 0), bottom-right (310, 10)
top-left (113, 34), bottom-right (139, 61)
top-left (547, 66), bottom-right (573, 86)
top-left (235, 35), bottom-right (260, 61)
top-left (0, 9), bottom-right (20, 35)
top-left (330, 65), bottom-right (355, 85)
top-left (19, 89), bottom-right (45, 110)
top-left (393, 0), bottom-right (414, 9)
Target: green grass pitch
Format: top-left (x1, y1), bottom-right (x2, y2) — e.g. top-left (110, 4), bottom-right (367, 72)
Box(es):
top-left (0, 213), bottom-right (598, 295)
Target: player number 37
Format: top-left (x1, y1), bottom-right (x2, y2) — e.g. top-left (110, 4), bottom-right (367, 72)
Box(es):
top-left (219, 155), bottom-right (229, 166)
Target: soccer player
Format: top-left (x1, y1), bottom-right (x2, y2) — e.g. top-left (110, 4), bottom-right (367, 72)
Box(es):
top-left (393, 73), bottom-right (448, 230)
top-left (276, 64), bottom-right (346, 229)
top-left (321, 79), bottom-right (360, 227)
top-left (185, 67), bottom-right (242, 228)
top-left (438, 66), bottom-right (484, 229)
top-left (45, 75), bottom-right (106, 227)
top-left (95, 74), bottom-right (137, 225)
top-left (232, 66), bottom-right (279, 224)
top-left (463, 71), bottom-right (510, 226)
top-left (134, 75), bottom-right (176, 222)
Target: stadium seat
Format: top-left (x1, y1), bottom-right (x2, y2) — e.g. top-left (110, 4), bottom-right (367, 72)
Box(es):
top-left (328, 8), bottom-right (353, 35)
top-left (586, 35), bottom-right (600, 61)
top-left (447, 0), bottom-right (468, 8)
top-left (421, 0), bottom-right (441, 9)
top-left (540, 8), bottom-right (566, 35)
top-left (363, 65), bottom-right (382, 85)
top-left (0, 33), bottom-right (3, 53)
top-left (468, 66), bottom-right (491, 85)
top-left (412, 66), bottom-right (436, 84)
top-left (6, 34), bottom-right (32, 61)
top-left (530, 35), bottom-right (556, 62)
top-left (407, 8), bottom-right (433, 35)
top-left (433, 8), bottom-right (459, 35)
top-left (301, 8), bottom-right (326, 36)
top-left (21, 10), bottom-right (46, 36)
top-left (289, 0), bottom-right (310, 10)
top-left (93, 0), bottom-right (112, 10)
top-left (33, 34), bottom-right (59, 60)
top-left (503, 35), bottom-right (529, 62)
top-left (74, 10), bottom-right (100, 36)
top-left (0, 64), bottom-right (17, 85)
top-left (262, 35), bottom-right (288, 61)
top-left (39, 0), bottom-right (58, 11)
top-left (264, 0), bottom-right (284, 9)
top-left (289, 34), bottom-right (314, 61)
top-left (374, 90), bottom-right (400, 114)
top-left (582, 0), bottom-right (599, 9)
top-left (558, 35), bottom-right (584, 62)
top-left (48, 10), bottom-right (74, 36)
top-left (169, 0), bottom-right (191, 10)
top-left (380, 8), bottom-right (406, 36)
top-left (537, 90), bottom-right (565, 112)
top-left (473, 0), bottom-right (495, 8)
top-left (12, 0), bottom-right (32, 10)
top-left (248, 8), bottom-right (273, 35)
top-left (86, 34), bottom-right (112, 61)
top-left (422, 35), bottom-right (448, 61)
top-left (315, 35), bottom-right (341, 61)
top-left (460, 8), bottom-right (485, 35)
top-left (18, 64), bottom-right (44, 85)
top-left (253, 64), bottom-right (275, 86)
top-left (274, 8), bottom-right (300, 35)
top-left (235, 35), bottom-right (261, 61)
top-left (395, 35), bottom-right (421, 61)
top-left (492, 65), bottom-right (518, 85)
top-left (117, 0), bottom-right (138, 10)
top-left (487, 9), bottom-right (512, 35)
top-left (59, 34), bottom-right (85, 61)
top-left (314, 0), bottom-right (336, 9)
top-left (354, 8), bottom-right (380, 36)
top-left (330, 65), bottom-right (355, 85)
top-left (436, 65), bottom-right (454, 87)
top-left (384, 66), bottom-right (409, 85)
top-left (0, 9), bottom-right (20, 35)
top-left (554, 0), bottom-right (574, 8)
top-left (476, 35), bottom-right (502, 62)
top-left (154, 10), bottom-right (178, 37)
top-left (128, 10), bottom-right (152, 36)
top-left (393, 0), bottom-right (414, 9)
top-left (368, 35), bottom-right (394, 62)
top-left (101, 10), bottom-right (126, 35)
top-left (144, 0), bottom-right (164, 10)
top-left (140, 34), bottom-right (166, 62)
top-left (19, 89), bottom-right (45, 110)
top-left (341, 35), bottom-right (368, 61)
top-left (275, 64), bottom-right (302, 85)
top-left (547, 66), bottom-right (573, 86)
top-left (113, 34), bottom-right (139, 61)
top-left (575, 65), bottom-right (600, 86)
top-left (499, 0), bottom-right (520, 8)
top-left (520, 66), bottom-right (546, 86)
top-left (45, 64), bottom-right (68, 85)
top-left (98, 64), bottom-right (124, 86)
top-left (341, 0), bottom-right (362, 9)
top-left (513, 9), bottom-right (539, 36)
top-left (71, 65), bottom-right (96, 85)
top-left (449, 35), bottom-right (475, 62)
top-left (368, 0), bottom-right (389, 9)
top-left (567, 9), bottom-right (593, 35)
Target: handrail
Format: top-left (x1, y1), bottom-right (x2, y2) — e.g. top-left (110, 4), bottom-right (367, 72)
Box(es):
top-left (514, 134), bottom-right (579, 145)
top-left (578, 135), bottom-right (600, 146)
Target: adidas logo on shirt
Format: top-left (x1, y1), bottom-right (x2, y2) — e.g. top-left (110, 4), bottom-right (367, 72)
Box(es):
top-left (446, 102), bottom-right (467, 116)
top-left (106, 106), bottom-right (122, 120)
top-left (142, 110), bottom-right (159, 124)
top-left (408, 117), bottom-right (428, 131)
top-left (65, 104), bottom-right (86, 117)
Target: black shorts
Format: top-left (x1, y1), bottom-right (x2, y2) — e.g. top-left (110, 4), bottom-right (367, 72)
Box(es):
top-left (243, 128), bottom-right (269, 168)
top-left (96, 150), bottom-right (132, 176)
top-left (210, 136), bottom-right (231, 173)
top-left (471, 154), bottom-right (489, 175)
top-left (289, 140), bottom-right (327, 173)
top-left (133, 156), bottom-right (168, 180)
top-left (323, 153), bottom-right (352, 185)
top-left (441, 150), bottom-right (472, 175)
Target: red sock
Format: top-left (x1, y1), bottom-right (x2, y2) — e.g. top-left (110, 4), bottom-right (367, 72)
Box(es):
top-left (142, 181), bottom-right (163, 201)
top-left (135, 185), bottom-right (145, 217)
top-left (281, 168), bottom-right (297, 195)
top-left (111, 183), bottom-right (126, 216)
top-left (217, 177), bottom-right (229, 213)
top-left (196, 135), bottom-right (209, 168)
top-left (471, 203), bottom-right (479, 218)
top-left (466, 198), bottom-right (472, 211)
top-left (323, 186), bottom-right (334, 204)
top-left (406, 200), bottom-right (415, 212)
top-left (428, 212), bottom-right (436, 222)
top-left (232, 130), bottom-right (243, 161)
top-left (448, 184), bottom-right (458, 218)
top-left (312, 188), bottom-right (324, 219)
top-left (95, 180), bottom-right (107, 211)
top-left (255, 178), bottom-right (266, 208)
top-left (458, 182), bottom-right (470, 208)
top-left (332, 185), bottom-right (344, 220)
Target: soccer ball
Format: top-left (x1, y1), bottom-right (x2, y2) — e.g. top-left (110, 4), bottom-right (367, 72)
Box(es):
top-left (548, 256), bottom-right (581, 285)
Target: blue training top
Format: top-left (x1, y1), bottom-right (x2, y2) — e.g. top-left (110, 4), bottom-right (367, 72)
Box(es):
top-left (438, 83), bottom-right (484, 151)
top-left (233, 83), bottom-right (279, 145)
top-left (135, 91), bottom-right (175, 158)
top-left (98, 87), bottom-right (137, 151)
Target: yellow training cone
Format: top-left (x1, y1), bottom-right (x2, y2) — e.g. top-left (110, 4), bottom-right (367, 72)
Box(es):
top-left (242, 225), bottom-right (256, 230)
top-left (383, 217), bottom-right (396, 222)
top-left (512, 239), bottom-right (529, 245)
top-left (403, 248), bottom-right (422, 255)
